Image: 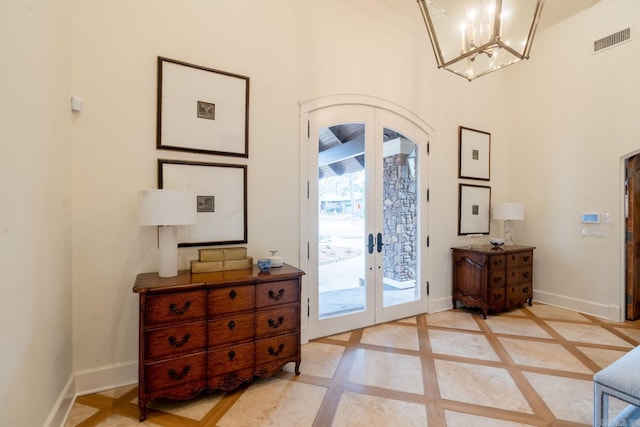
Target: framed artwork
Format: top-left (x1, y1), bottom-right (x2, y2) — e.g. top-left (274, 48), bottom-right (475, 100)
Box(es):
top-left (458, 184), bottom-right (491, 235)
top-left (159, 159), bottom-right (247, 247)
top-left (157, 56), bottom-right (250, 158)
top-left (459, 126), bottom-right (491, 180)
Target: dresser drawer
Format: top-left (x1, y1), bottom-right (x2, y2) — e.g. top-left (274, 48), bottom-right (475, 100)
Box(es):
top-left (145, 352), bottom-right (206, 393)
top-left (487, 288), bottom-right (505, 312)
top-left (255, 333), bottom-right (299, 365)
top-left (506, 266), bottom-right (532, 286)
top-left (487, 255), bottom-right (506, 271)
top-left (208, 342), bottom-right (255, 376)
top-left (507, 283), bottom-right (532, 300)
top-left (146, 291), bottom-right (206, 326)
top-left (209, 285), bottom-right (255, 315)
top-left (506, 251), bottom-right (533, 268)
top-left (146, 321), bottom-right (206, 359)
top-left (488, 271), bottom-right (506, 288)
top-left (255, 304), bottom-right (299, 338)
top-left (208, 313), bottom-right (255, 346)
top-left (256, 280), bottom-right (299, 308)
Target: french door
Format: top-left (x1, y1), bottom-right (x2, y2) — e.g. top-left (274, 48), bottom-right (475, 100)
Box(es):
top-left (303, 103), bottom-right (429, 339)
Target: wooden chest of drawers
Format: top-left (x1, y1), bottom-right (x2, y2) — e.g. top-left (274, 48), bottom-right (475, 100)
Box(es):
top-left (451, 245), bottom-right (535, 318)
top-left (133, 264), bottom-right (304, 421)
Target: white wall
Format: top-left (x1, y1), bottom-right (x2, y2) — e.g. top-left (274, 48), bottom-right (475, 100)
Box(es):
top-left (0, 1), bottom-right (74, 426)
top-left (506, 0), bottom-right (640, 318)
top-left (69, 0), bottom-right (511, 390)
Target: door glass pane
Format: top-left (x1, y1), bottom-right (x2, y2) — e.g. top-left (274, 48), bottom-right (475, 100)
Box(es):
top-left (318, 123), bottom-right (366, 319)
top-left (382, 129), bottom-right (419, 307)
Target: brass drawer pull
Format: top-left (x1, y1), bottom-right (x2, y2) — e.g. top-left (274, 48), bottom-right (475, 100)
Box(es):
top-left (268, 343), bottom-right (285, 357)
top-left (228, 320), bottom-right (236, 330)
top-left (493, 277), bottom-right (503, 284)
top-left (268, 316), bottom-right (285, 329)
top-left (523, 287), bottom-right (530, 293)
top-left (168, 333), bottom-right (191, 348)
top-left (523, 255), bottom-right (530, 262)
top-left (228, 350), bottom-right (236, 361)
top-left (168, 301), bottom-right (191, 315)
top-left (268, 289), bottom-right (285, 301)
top-left (523, 272), bottom-right (530, 279)
top-left (167, 365), bottom-right (191, 381)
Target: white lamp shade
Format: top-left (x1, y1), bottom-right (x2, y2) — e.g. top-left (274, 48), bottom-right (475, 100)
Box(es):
top-left (138, 189), bottom-right (197, 226)
top-left (493, 202), bottom-right (525, 221)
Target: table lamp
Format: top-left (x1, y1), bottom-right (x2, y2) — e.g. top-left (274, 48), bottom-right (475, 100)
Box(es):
top-left (493, 202), bottom-right (525, 246)
top-left (139, 189), bottom-right (196, 277)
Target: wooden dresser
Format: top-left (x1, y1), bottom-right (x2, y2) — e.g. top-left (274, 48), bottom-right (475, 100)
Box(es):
top-left (132, 264), bottom-right (304, 421)
top-left (451, 245), bottom-right (535, 318)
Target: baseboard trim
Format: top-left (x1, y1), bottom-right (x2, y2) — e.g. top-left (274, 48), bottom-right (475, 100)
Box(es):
top-left (74, 360), bottom-right (138, 396)
top-left (533, 289), bottom-right (622, 321)
top-left (43, 375), bottom-right (75, 427)
top-left (429, 295), bottom-right (454, 314)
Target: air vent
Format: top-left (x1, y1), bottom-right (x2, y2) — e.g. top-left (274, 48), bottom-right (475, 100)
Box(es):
top-left (594, 27), bottom-right (631, 53)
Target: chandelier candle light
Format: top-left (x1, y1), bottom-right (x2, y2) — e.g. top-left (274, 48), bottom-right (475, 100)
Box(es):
top-left (139, 189), bottom-right (196, 277)
top-left (493, 202), bottom-right (525, 245)
top-left (417, 0), bottom-right (544, 81)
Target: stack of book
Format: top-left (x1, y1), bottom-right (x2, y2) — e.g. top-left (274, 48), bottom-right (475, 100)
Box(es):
top-left (190, 247), bottom-right (253, 273)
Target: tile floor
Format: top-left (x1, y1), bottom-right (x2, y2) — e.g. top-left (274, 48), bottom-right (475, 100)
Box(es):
top-left (65, 303), bottom-right (640, 426)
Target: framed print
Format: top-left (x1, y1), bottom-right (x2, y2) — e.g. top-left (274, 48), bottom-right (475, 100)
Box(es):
top-left (459, 126), bottom-right (491, 180)
top-left (159, 159), bottom-right (247, 247)
top-left (157, 57), bottom-right (250, 158)
top-left (458, 184), bottom-right (491, 235)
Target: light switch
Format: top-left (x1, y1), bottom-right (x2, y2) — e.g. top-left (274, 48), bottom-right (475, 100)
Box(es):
top-left (71, 96), bottom-right (82, 112)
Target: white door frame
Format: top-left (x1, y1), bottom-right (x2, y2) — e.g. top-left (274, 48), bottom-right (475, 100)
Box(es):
top-left (299, 94), bottom-right (435, 342)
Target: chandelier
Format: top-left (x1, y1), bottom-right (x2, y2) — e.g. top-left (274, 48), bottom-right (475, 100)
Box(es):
top-left (417, 0), bottom-right (544, 81)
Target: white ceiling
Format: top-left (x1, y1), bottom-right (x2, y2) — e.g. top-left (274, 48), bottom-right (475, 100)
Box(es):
top-left (538, 0), bottom-right (602, 30)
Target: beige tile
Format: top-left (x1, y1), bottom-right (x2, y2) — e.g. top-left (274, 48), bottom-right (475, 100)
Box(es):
top-left (148, 392), bottom-right (223, 420)
top-left (397, 316), bottom-right (418, 324)
top-left (577, 346), bottom-right (630, 370)
top-left (327, 331), bottom-right (352, 341)
top-left (217, 377), bottom-right (326, 427)
top-left (428, 329), bottom-right (500, 361)
top-left (282, 341), bottom-right (344, 378)
top-left (434, 360), bottom-right (533, 413)
top-left (444, 410), bottom-right (537, 426)
top-left (485, 316), bottom-right (552, 338)
top-left (526, 303), bottom-right (590, 321)
top-left (522, 372), bottom-right (625, 425)
top-left (425, 310), bottom-right (481, 331)
top-left (546, 321), bottom-right (635, 347)
top-left (332, 391), bottom-right (427, 426)
top-left (360, 323), bottom-right (419, 350)
top-left (499, 337), bottom-right (591, 373)
top-left (614, 326), bottom-right (640, 344)
top-left (97, 384), bottom-right (136, 399)
top-left (64, 403), bottom-right (100, 427)
top-left (348, 348), bottom-right (424, 394)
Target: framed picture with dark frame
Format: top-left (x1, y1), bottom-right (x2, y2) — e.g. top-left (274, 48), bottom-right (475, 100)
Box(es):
top-left (159, 159), bottom-right (247, 247)
top-left (157, 56), bottom-right (250, 158)
top-left (458, 184), bottom-right (491, 235)
top-left (459, 126), bottom-right (491, 180)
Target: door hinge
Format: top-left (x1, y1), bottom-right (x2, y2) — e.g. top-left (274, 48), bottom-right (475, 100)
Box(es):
top-left (427, 188), bottom-right (430, 202)
top-left (307, 298), bottom-right (310, 317)
top-left (307, 120), bottom-right (310, 138)
top-left (307, 181), bottom-right (310, 199)
top-left (426, 235), bottom-right (430, 247)
top-left (307, 241), bottom-right (310, 260)
top-left (427, 141), bottom-right (430, 155)
top-left (426, 282), bottom-right (430, 296)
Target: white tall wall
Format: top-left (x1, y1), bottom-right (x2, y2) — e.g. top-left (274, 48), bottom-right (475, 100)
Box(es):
top-left (0, 1), bottom-right (74, 426)
top-left (506, 0), bottom-right (640, 318)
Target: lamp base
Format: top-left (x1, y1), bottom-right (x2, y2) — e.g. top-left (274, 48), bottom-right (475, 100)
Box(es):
top-left (158, 226), bottom-right (178, 277)
top-left (504, 220), bottom-right (515, 246)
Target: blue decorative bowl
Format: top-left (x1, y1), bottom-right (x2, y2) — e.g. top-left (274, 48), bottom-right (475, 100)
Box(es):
top-left (257, 259), bottom-right (271, 271)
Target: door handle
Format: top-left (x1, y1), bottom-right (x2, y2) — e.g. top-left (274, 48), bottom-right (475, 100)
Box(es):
top-left (377, 233), bottom-right (384, 253)
top-left (368, 233), bottom-right (375, 254)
